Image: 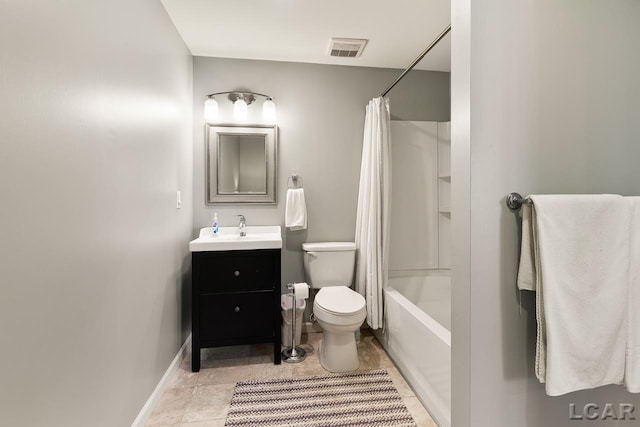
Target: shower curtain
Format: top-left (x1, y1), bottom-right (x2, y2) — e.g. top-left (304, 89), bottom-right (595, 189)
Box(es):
top-left (355, 97), bottom-right (391, 330)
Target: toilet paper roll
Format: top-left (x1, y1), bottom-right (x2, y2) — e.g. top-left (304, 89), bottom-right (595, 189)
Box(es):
top-left (293, 282), bottom-right (309, 300)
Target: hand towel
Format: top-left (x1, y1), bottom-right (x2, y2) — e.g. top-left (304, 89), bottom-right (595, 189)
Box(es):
top-left (285, 188), bottom-right (307, 231)
top-left (517, 204), bottom-right (537, 291)
top-left (519, 194), bottom-right (631, 396)
top-left (517, 202), bottom-right (547, 382)
top-left (625, 197), bottom-right (640, 393)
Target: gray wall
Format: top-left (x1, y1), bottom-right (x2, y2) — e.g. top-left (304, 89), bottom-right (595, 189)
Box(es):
top-left (193, 56), bottom-right (450, 288)
top-left (451, 0), bottom-right (640, 425)
top-left (0, 1), bottom-right (193, 426)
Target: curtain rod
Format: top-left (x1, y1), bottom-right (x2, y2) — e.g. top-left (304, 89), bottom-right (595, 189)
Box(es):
top-left (380, 24), bottom-right (452, 98)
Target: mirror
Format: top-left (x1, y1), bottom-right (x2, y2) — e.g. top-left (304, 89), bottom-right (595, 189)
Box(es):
top-left (206, 125), bottom-right (277, 204)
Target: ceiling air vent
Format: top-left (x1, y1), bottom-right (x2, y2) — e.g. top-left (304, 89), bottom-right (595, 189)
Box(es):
top-left (328, 38), bottom-right (368, 58)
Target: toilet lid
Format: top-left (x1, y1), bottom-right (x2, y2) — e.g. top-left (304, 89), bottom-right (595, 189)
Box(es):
top-left (315, 287), bottom-right (366, 315)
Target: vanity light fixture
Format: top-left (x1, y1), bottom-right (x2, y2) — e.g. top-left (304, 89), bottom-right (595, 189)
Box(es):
top-left (204, 91), bottom-right (276, 124)
top-left (262, 98), bottom-right (276, 123)
top-left (233, 97), bottom-right (248, 121)
top-left (204, 97), bottom-right (219, 122)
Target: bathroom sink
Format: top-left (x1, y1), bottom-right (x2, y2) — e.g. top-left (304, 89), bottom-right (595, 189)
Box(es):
top-left (189, 226), bottom-right (282, 252)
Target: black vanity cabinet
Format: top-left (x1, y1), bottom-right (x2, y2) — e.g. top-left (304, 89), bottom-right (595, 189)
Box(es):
top-left (191, 249), bottom-right (281, 372)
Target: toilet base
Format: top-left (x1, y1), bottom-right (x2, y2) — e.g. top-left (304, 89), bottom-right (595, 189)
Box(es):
top-left (319, 330), bottom-right (360, 373)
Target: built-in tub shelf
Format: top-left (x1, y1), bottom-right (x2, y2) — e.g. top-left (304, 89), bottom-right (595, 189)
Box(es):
top-left (437, 122), bottom-right (451, 270)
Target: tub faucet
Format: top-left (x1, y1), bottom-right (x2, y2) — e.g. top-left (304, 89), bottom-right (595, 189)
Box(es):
top-left (237, 215), bottom-right (246, 237)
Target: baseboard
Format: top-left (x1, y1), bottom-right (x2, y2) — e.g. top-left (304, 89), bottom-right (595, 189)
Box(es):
top-left (131, 334), bottom-right (192, 427)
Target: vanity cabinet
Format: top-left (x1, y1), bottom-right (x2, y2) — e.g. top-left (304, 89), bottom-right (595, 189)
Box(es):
top-left (191, 249), bottom-right (281, 372)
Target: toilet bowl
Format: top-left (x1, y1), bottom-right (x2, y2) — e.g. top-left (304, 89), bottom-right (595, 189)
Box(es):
top-left (302, 242), bottom-right (366, 373)
top-left (313, 286), bottom-right (366, 372)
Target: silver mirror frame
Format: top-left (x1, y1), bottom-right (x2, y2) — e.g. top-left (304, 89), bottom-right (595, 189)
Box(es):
top-left (206, 124), bottom-right (278, 204)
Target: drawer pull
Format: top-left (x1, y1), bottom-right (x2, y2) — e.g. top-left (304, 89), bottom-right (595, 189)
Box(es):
top-left (234, 270), bottom-right (240, 277)
top-left (234, 306), bottom-right (241, 313)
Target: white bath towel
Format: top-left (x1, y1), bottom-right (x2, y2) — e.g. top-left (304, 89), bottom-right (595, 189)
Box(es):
top-left (518, 194), bottom-right (631, 396)
top-left (625, 197), bottom-right (640, 393)
top-left (285, 188), bottom-right (307, 231)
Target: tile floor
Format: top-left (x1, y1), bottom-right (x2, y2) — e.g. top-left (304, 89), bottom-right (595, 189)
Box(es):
top-left (145, 330), bottom-right (437, 427)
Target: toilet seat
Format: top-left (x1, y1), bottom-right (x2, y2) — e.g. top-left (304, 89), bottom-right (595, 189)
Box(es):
top-left (314, 287), bottom-right (366, 326)
top-left (315, 286), bottom-right (366, 314)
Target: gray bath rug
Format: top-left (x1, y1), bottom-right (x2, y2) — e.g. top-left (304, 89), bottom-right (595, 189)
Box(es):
top-left (224, 369), bottom-right (417, 426)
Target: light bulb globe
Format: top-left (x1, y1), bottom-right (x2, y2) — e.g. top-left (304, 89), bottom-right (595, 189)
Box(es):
top-left (204, 97), bottom-right (218, 123)
top-left (262, 98), bottom-right (276, 123)
top-left (233, 98), bottom-right (248, 122)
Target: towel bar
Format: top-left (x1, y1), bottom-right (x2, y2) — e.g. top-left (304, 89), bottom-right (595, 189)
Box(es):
top-left (287, 174), bottom-right (303, 189)
top-left (506, 192), bottom-right (532, 211)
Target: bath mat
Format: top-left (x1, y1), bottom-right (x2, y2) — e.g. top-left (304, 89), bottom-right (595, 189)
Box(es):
top-left (224, 369), bottom-right (417, 427)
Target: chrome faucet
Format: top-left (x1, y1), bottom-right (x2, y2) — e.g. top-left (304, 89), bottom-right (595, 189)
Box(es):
top-left (237, 215), bottom-right (246, 237)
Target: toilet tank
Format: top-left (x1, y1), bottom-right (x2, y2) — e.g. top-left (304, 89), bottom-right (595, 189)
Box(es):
top-left (302, 242), bottom-right (357, 289)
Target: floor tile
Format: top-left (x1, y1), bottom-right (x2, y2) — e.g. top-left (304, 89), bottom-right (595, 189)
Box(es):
top-left (360, 327), bottom-right (374, 337)
top-left (291, 355), bottom-right (327, 377)
top-left (300, 331), bottom-right (323, 347)
top-left (145, 386), bottom-right (195, 426)
top-left (201, 345), bottom-right (252, 360)
top-left (200, 355), bottom-right (254, 370)
top-left (197, 364), bottom-right (255, 385)
top-left (151, 332), bottom-right (435, 427)
top-left (387, 367), bottom-right (416, 397)
top-left (249, 342), bottom-right (273, 357)
top-left (359, 336), bottom-right (395, 368)
top-left (180, 353), bottom-right (192, 367)
top-left (250, 361), bottom-right (293, 380)
top-left (180, 420), bottom-right (226, 427)
top-left (403, 396), bottom-right (438, 427)
top-left (182, 383), bottom-right (235, 423)
top-left (169, 364), bottom-right (199, 389)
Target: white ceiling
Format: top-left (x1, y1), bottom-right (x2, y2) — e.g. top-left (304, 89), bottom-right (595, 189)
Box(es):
top-left (160, 0), bottom-right (451, 72)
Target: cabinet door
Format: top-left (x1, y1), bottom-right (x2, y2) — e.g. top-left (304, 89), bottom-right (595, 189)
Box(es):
top-left (200, 291), bottom-right (273, 341)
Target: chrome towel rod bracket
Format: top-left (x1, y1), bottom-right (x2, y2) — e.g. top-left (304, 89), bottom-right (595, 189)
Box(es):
top-left (506, 192), bottom-right (532, 211)
top-left (287, 174), bottom-right (303, 189)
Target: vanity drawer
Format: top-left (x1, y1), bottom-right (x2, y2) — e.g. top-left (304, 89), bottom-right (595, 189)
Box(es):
top-left (199, 291), bottom-right (274, 341)
top-left (195, 251), bottom-right (276, 292)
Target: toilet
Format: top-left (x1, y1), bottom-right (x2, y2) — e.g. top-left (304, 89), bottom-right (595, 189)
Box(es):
top-left (302, 242), bottom-right (366, 372)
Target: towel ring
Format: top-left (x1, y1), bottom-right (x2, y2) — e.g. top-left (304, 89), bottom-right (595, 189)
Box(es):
top-left (288, 174), bottom-right (303, 189)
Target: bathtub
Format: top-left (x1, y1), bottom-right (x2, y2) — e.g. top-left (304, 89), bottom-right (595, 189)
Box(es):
top-left (374, 275), bottom-right (451, 427)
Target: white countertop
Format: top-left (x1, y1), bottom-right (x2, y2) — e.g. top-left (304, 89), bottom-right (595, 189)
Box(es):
top-left (189, 226), bottom-right (282, 252)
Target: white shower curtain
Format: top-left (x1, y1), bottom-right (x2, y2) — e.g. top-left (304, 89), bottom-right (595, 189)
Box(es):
top-left (355, 97), bottom-right (391, 330)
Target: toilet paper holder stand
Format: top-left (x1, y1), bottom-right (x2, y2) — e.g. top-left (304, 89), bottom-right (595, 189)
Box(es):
top-left (282, 282), bottom-right (308, 363)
